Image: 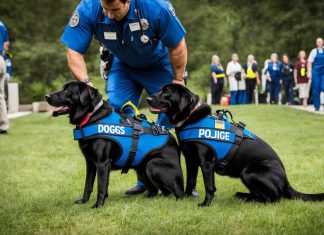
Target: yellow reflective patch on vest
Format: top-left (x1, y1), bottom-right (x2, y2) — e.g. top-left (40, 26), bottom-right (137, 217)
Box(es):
top-left (301, 67), bottom-right (306, 77)
top-left (216, 73), bottom-right (225, 78)
top-left (215, 120), bottom-right (225, 130)
top-left (247, 66), bottom-right (256, 79)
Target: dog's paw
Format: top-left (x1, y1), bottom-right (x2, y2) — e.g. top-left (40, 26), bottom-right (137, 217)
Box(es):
top-left (198, 201), bottom-right (211, 207)
top-left (91, 202), bottom-right (104, 209)
top-left (234, 192), bottom-right (250, 201)
top-left (185, 189), bottom-right (199, 198)
top-left (74, 198), bottom-right (88, 205)
top-left (145, 191), bottom-right (158, 198)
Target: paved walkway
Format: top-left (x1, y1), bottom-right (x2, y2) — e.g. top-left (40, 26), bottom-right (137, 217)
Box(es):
top-left (8, 111), bottom-right (32, 120)
top-left (290, 105), bottom-right (324, 115)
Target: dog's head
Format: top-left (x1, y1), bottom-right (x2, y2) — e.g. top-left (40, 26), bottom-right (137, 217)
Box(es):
top-left (147, 84), bottom-right (211, 126)
top-left (45, 81), bottom-right (107, 125)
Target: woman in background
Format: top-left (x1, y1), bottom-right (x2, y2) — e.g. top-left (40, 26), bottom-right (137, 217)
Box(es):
top-left (265, 53), bottom-right (282, 104)
top-left (242, 54), bottom-right (260, 104)
top-left (281, 54), bottom-right (294, 105)
top-left (226, 53), bottom-right (246, 105)
top-left (210, 55), bottom-right (225, 104)
top-left (294, 50), bottom-right (310, 107)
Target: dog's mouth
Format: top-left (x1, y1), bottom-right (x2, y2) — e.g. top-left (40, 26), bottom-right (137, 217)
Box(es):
top-left (52, 106), bottom-right (70, 117)
top-left (148, 105), bottom-right (167, 114)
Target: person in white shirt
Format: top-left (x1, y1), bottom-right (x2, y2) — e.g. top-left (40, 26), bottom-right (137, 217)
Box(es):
top-left (226, 53), bottom-right (246, 105)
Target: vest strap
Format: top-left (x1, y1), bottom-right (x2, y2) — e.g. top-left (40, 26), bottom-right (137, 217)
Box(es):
top-left (216, 125), bottom-right (244, 175)
top-left (121, 121), bottom-right (142, 174)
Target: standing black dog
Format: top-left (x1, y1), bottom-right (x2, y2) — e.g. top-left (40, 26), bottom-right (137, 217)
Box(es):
top-left (45, 81), bottom-right (184, 208)
top-left (147, 84), bottom-right (324, 206)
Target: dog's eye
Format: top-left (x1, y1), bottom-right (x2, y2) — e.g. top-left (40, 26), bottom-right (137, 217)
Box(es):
top-left (64, 87), bottom-right (71, 95)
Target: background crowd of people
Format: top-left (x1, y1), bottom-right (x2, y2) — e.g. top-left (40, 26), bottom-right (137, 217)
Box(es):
top-left (0, 19), bottom-right (11, 134)
top-left (209, 37), bottom-right (324, 111)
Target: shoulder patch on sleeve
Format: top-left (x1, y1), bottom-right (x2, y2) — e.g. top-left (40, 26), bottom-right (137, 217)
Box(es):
top-left (168, 3), bottom-right (176, 17)
top-left (69, 11), bottom-right (80, 28)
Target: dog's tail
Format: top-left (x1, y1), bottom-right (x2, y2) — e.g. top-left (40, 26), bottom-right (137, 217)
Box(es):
top-left (284, 184), bottom-right (324, 201)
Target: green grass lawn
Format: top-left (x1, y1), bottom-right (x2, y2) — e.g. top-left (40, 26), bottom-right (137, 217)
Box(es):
top-left (1, 105), bottom-right (324, 235)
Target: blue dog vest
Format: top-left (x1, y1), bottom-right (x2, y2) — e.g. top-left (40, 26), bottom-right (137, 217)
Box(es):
top-left (73, 112), bottom-right (169, 169)
top-left (177, 114), bottom-right (256, 171)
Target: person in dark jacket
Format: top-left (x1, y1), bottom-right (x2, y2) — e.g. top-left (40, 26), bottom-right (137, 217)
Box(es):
top-left (210, 55), bottom-right (225, 104)
top-left (281, 54), bottom-right (294, 105)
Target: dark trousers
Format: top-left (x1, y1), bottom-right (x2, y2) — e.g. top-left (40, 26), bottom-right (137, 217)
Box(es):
top-left (245, 79), bottom-right (256, 104)
top-left (269, 81), bottom-right (281, 104)
top-left (283, 79), bottom-right (294, 104)
top-left (210, 78), bottom-right (224, 104)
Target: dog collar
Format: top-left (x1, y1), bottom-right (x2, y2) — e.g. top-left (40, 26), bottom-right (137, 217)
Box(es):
top-left (79, 100), bottom-right (104, 127)
top-left (174, 100), bottom-right (202, 128)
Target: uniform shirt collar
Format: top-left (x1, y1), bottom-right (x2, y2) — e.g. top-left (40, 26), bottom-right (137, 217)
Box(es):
top-left (100, 0), bottom-right (137, 24)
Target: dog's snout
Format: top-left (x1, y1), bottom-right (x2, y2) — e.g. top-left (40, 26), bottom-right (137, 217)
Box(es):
top-left (45, 94), bottom-right (51, 101)
top-left (146, 97), bottom-right (153, 102)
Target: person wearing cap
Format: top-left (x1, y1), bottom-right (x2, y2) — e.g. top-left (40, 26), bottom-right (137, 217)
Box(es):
top-left (308, 37), bottom-right (324, 111)
top-left (61, 0), bottom-right (198, 197)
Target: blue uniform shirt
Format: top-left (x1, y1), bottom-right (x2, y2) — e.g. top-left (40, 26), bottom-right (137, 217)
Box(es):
top-left (266, 62), bottom-right (282, 82)
top-left (61, 0), bottom-right (186, 70)
top-left (0, 20), bottom-right (9, 52)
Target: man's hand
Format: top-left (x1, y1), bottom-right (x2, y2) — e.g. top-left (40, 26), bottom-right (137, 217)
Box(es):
top-left (87, 82), bottom-right (95, 88)
top-left (172, 79), bottom-right (185, 86)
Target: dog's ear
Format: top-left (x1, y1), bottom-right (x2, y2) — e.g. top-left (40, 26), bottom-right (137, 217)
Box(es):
top-left (79, 86), bottom-right (90, 106)
top-left (171, 88), bottom-right (199, 122)
top-left (88, 87), bottom-right (103, 107)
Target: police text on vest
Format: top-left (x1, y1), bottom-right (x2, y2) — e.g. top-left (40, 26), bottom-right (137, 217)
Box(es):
top-left (98, 125), bottom-right (125, 135)
top-left (198, 129), bottom-right (230, 141)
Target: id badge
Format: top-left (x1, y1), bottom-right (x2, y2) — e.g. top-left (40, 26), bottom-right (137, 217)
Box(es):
top-left (104, 32), bottom-right (117, 40)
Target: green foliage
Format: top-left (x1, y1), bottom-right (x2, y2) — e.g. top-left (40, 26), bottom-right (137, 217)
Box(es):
top-left (0, 0), bottom-right (323, 102)
top-left (1, 106), bottom-right (324, 234)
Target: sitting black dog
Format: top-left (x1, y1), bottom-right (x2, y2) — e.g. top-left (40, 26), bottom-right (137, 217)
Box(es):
top-left (45, 81), bottom-right (184, 208)
top-left (146, 84), bottom-right (324, 206)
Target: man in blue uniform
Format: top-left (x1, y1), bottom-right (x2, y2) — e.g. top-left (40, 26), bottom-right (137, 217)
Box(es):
top-left (61, 0), bottom-right (189, 195)
top-left (265, 53), bottom-right (282, 104)
top-left (308, 37), bottom-right (324, 111)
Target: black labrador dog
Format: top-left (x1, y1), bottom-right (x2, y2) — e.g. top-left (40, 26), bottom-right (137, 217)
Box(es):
top-left (45, 81), bottom-right (184, 208)
top-left (146, 84), bottom-right (324, 206)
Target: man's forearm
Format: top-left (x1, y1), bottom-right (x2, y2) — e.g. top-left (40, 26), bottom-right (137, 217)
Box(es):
top-left (307, 62), bottom-right (312, 79)
top-left (3, 42), bottom-right (9, 53)
top-left (67, 48), bottom-right (89, 81)
top-left (168, 38), bottom-right (187, 81)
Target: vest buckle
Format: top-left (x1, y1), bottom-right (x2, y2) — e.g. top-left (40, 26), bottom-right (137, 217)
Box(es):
top-left (237, 121), bottom-right (246, 129)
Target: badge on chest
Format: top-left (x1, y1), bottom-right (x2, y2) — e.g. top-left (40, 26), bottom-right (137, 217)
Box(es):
top-left (104, 32), bottom-right (117, 40)
top-left (129, 22), bottom-right (141, 32)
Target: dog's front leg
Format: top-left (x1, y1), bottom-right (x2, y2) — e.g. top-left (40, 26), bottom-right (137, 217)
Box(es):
top-left (75, 159), bottom-right (96, 205)
top-left (199, 162), bottom-right (216, 207)
top-left (184, 157), bottom-right (199, 196)
top-left (92, 158), bottom-right (111, 209)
